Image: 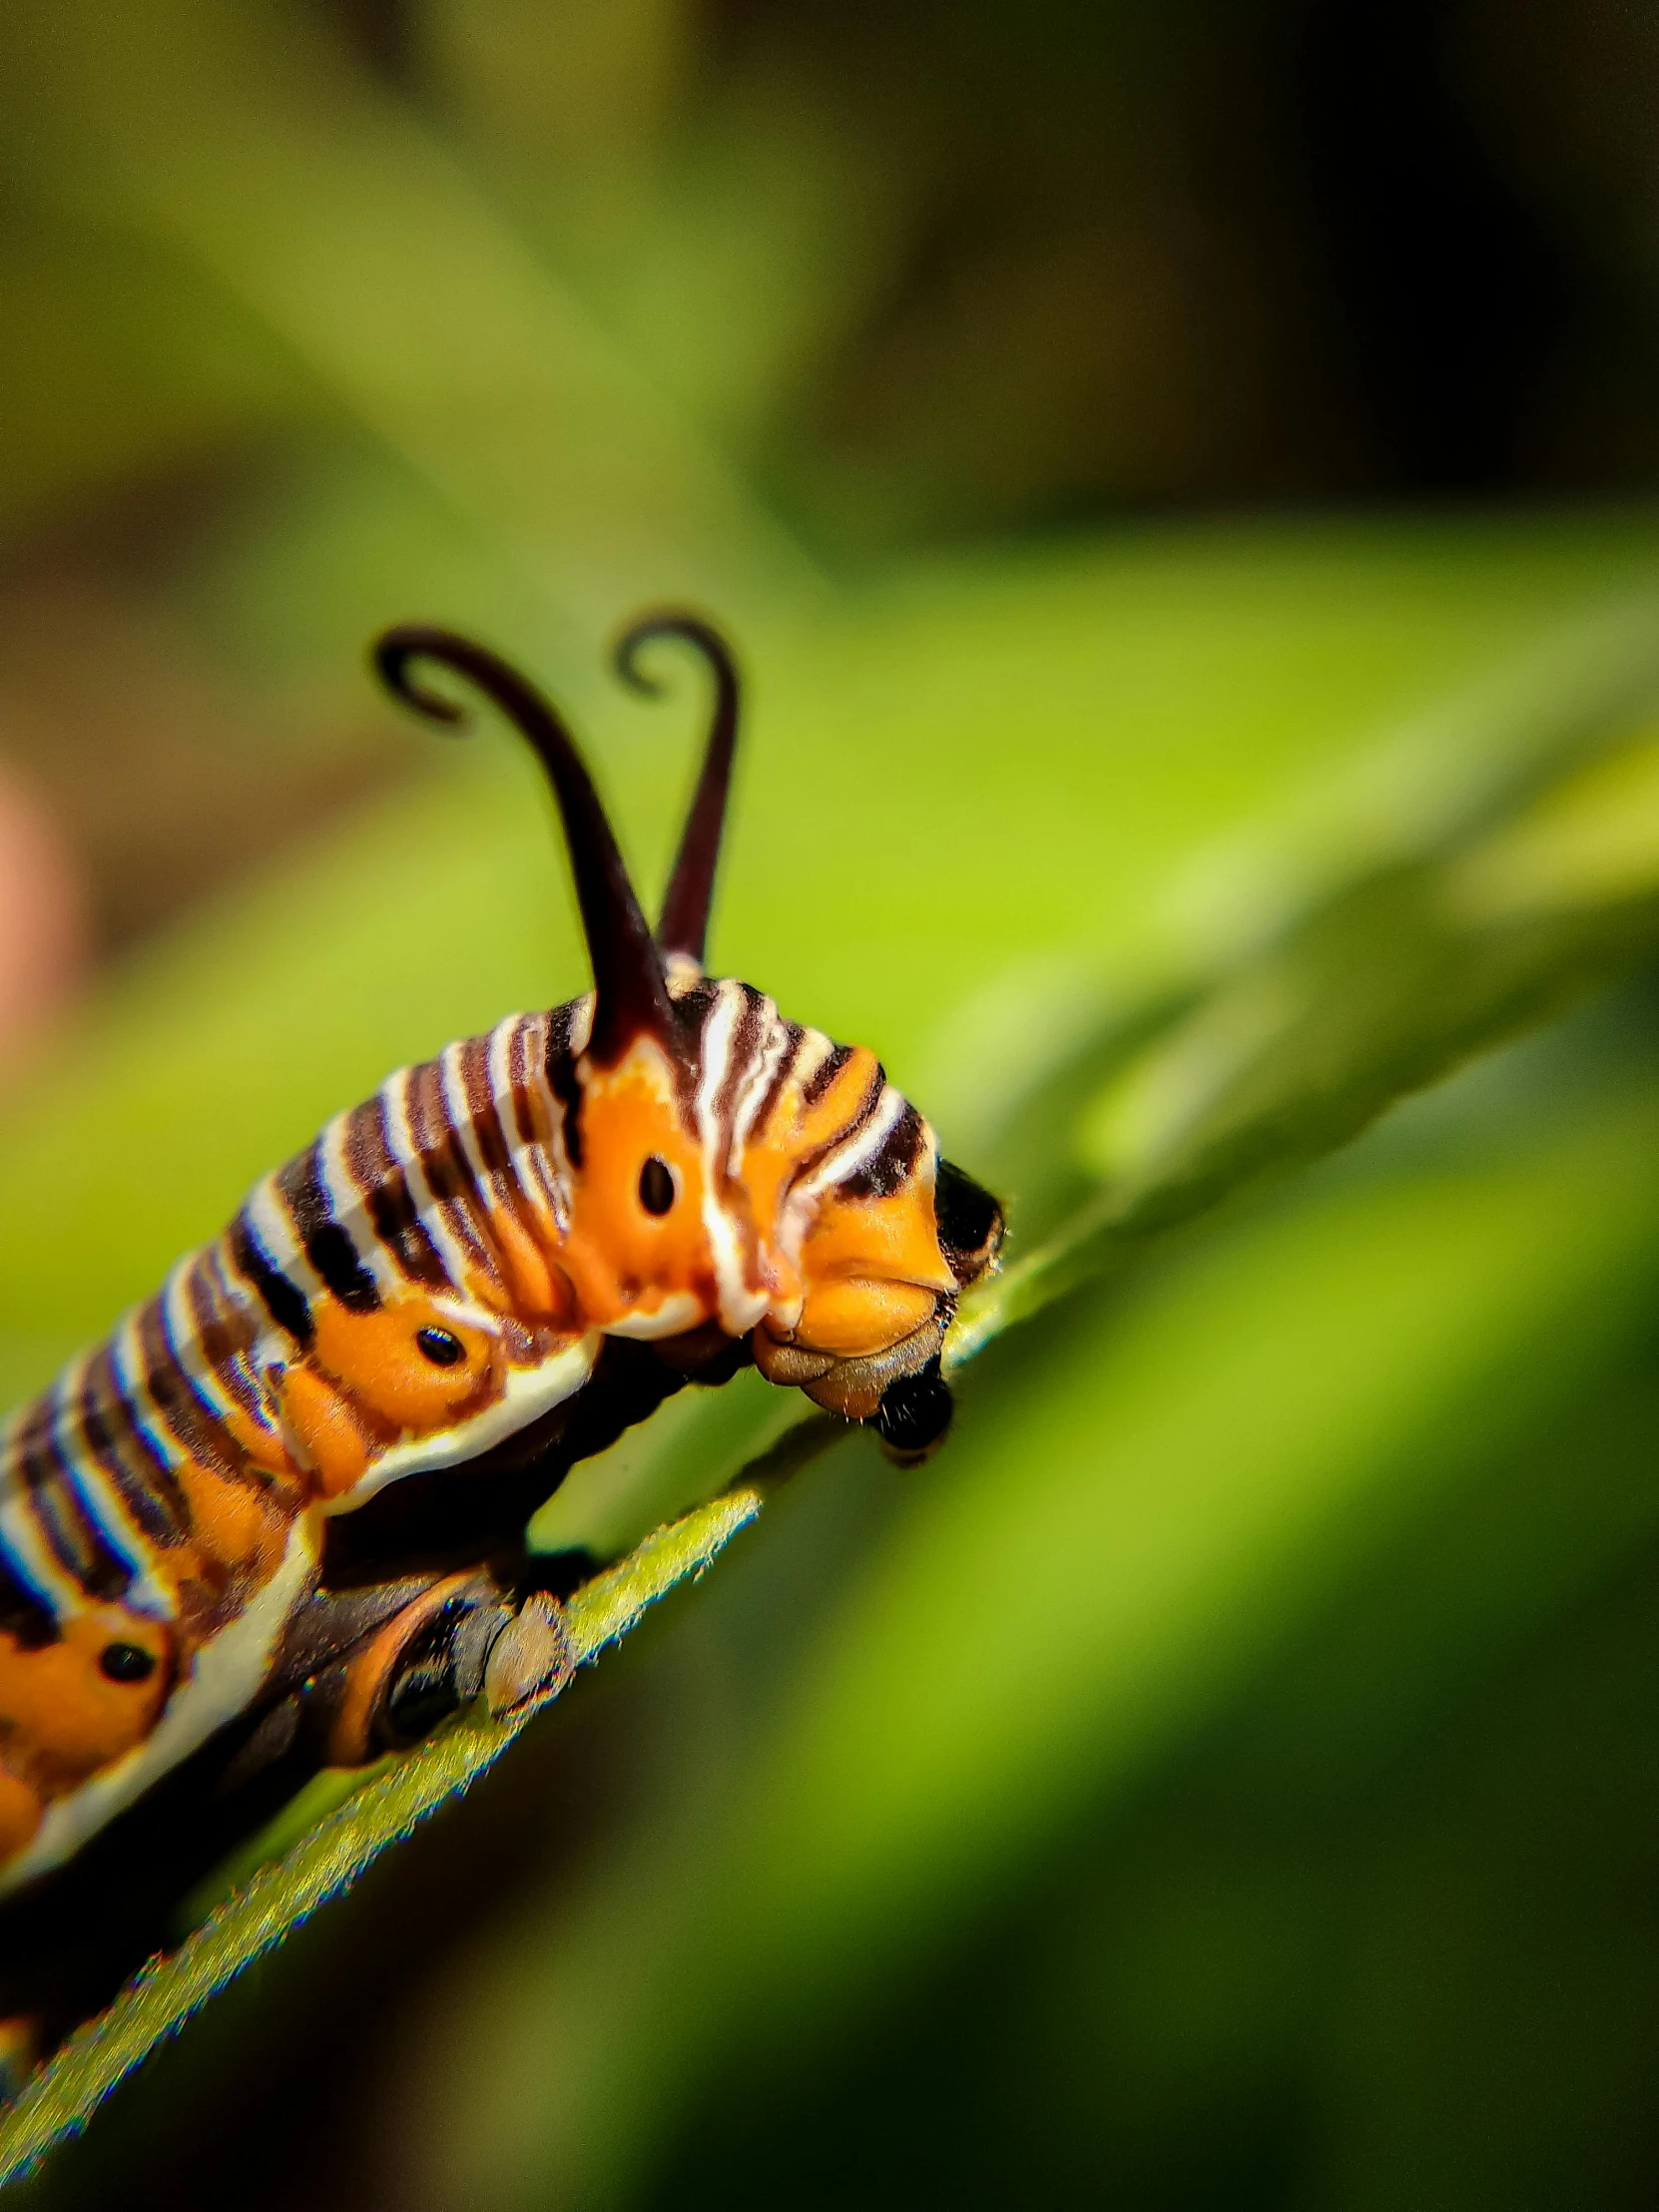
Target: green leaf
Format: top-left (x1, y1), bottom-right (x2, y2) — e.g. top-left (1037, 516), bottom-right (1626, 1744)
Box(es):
top-left (9, 557), bottom-right (1659, 2181)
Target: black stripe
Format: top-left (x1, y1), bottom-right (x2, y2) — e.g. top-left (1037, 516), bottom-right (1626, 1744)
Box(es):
top-left (804, 1041), bottom-right (854, 1105)
top-left (464, 1031), bottom-right (551, 1255)
top-left (509, 1015), bottom-right (568, 1223)
top-left (139, 1302), bottom-right (258, 1484)
top-left (80, 1349), bottom-right (191, 1546)
top-left (462, 1032), bottom-right (516, 1190)
top-left (14, 1400), bottom-right (131, 1602)
top-left (194, 1253), bottom-right (267, 1425)
top-left (750, 1022), bottom-right (804, 1149)
top-left (406, 1062), bottom-right (495, 1276)
top-left (38, 1474), bottom-right (130, 1603)
top-left (278, 1143), bottom-right (381, 1314)
top-left (712, 988), bottom-right (765, 1154)
top-left (670, 980), bottom-right (721, 1116)
top-left (839, 1101), bottom-right (927, 1200)
top-left (231, 1215), bottom-right (313, 1347)
top-left (546, 1037), bottom-right (584, 1169)
top-left (343, 1097), bottom-right (451, 1291)
top-left (788, 1061), bottom-right (887, 1193)
top-left (367, 1180), bottom-right (451, 1290)
top-left (0, 1541), bottom-right (57, 1647)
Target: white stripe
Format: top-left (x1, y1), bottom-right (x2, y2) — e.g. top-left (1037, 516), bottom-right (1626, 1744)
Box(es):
top-left (487, 1012), bottom-right (519, 1108)
top-left (791, 1083), bottom-right (906, 1214)
top-left (316, 1333), bottom-right (600, 1513)
top-left (437, 1041), bottom-right (515, 1302)
top-left (51, 1360), bottom-right (175, 1622)
top-left (316, 1109), bottom-right (399, 1297)
top-left (489, 1014), bottom-right (541, 1209)
top-left (728, 999), bottom-right (792, 1168)
top-left (246, 1180), bottom-right (325, 1306)
top-left (161, 1262), bottom-right (245, 1429)
top-left (111, 1315), bottom-right (188, 1479)
top-left (693, 979), bottom-right (742, 1144)
top-left (205, 1247), bottom-right (283, 1435)
top-left (693, 984), bottom-right (765, 1335)
top-left (485, 1015), bottom-right (521, 1175)
top-left (605, 1291), bottom-right (708, 1341)
top-left (0, 1478), bottom-right (81, 1618)
top-left (498, 1012), bottom-right (565, 1226)
top-left (790, 1027), bottom-right (835, 1099)
top-left (378, 1069), bottom-right (471, 1290)
top-left (499, 1015), bottom-right (570, 1242)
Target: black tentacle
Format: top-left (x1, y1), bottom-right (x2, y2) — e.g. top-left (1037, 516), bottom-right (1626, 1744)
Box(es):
top-left (614, 611), bottom-right (740, 967)
top-left (373, 625), bottom-right (673, 1065)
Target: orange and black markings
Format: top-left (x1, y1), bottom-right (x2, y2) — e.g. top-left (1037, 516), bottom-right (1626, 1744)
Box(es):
top-left (0, 614), bottom-right (1003, 2075)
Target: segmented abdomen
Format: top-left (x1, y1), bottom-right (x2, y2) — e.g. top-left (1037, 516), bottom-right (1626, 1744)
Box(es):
top-left (0, 978), bottom-right (926, 1653)
top-left (0, 1006), bottom-right (584, 1646)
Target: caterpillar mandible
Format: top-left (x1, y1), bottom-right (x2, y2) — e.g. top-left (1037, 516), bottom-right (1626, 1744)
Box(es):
top-left (0, 615), bottom-right (1003, 2064)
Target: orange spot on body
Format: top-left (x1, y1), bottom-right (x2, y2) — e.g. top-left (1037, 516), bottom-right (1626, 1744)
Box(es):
top-left (559, 1038), bottom-right (715, 1331)
top-left (0, 1608), bottom-right (174, 1800)
top-left (485, 1205), bottom-right (574, 1329)
top-left (174, 1461), bottom-right (290, 1579)
top-left (218, 1399), bottom-right (301, 1482)
top-left (306, 1297), bottom-right (502, 1436)
top-left (279, 1365), bottom-right (379, 1497)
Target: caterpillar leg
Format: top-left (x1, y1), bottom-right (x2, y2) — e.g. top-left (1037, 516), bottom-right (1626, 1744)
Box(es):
top-left (316, 1573), bottom-right (576, 1765)
top-left (479, 1592), bottom-right (577, 1719)
top-left (0, 1574), bottom-right (577, 2079)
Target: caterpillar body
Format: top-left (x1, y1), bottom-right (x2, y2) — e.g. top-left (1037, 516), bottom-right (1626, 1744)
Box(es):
top-left (0, 616), bottom-right (1002, 2064)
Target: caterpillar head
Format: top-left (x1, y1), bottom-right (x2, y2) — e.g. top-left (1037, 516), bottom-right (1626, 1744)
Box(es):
top-left (375, 614), bottom-right (1002, 1459)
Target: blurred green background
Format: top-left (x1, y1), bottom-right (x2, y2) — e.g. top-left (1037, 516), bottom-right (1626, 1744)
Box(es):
top-left (6, 1), bottom-right (1659, 2205)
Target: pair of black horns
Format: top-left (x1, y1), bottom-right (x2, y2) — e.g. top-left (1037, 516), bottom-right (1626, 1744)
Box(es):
top-left (373, 613), bottom-right (738, 1067)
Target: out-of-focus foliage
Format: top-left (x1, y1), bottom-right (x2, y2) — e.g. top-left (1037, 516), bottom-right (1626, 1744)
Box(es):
top-left (4, 1), bottom-right (1659, 2207)
top-left (11, 564), bottom-right (1659, 2187)
top-left (1, 0), bottom-right (1656, 950)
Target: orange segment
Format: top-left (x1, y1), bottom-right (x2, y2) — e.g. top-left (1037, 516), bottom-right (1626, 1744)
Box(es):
top-left (279, 1366), bottom-right (378, 1497)
top-left (306, 1297), bottom-right (502, 1435)
top-left (788, 1276), bottom-right (939, 1360)
top-left (172, 1461), bottom-right (290, 1579)
top-left (0, 1607), bottom-right (174, 1798)
top-left (803, 1182), bottom-right (955, 1298)
top-left (485, 1207), bottom-right (574, 1330)
top-left (559, 1037), bottom-right (715, 1328)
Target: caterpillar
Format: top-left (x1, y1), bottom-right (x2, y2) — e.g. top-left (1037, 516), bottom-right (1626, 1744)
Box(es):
top-left (0, 614), bottom-right (1002, 2068)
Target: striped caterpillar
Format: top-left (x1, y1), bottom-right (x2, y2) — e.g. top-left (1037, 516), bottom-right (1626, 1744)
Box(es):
top-left (0, 615), bottom-right (1002, 2067)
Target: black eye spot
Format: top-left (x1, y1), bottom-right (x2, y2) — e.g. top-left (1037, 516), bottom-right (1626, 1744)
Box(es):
top-left (99, 1641), bottom-right (157, 1685)
top-left (415, 1326), bottom-right (466, 1368)
top-left (639, 1156), bottom-right (676, 1216)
